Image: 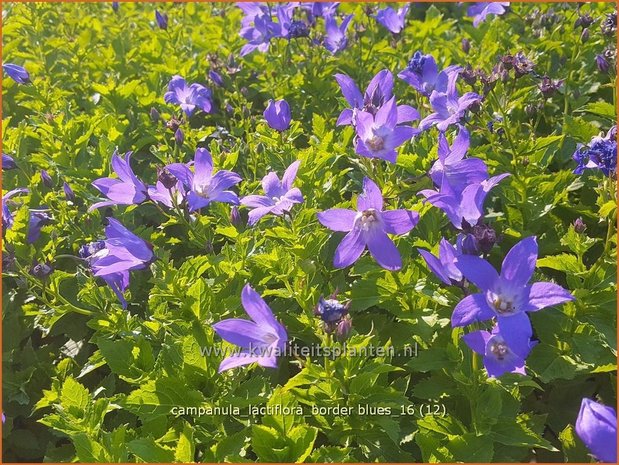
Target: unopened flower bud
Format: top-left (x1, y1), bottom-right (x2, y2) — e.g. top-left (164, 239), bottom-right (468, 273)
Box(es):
top-left (155, 10), bottom-right (168, 30)
top-left (336, 315), bottom-right (352, 341)
top-left (230, 205), bottom-right (242, 227)
top-left (573, 217), bottom-right (587, 233)
top-left (580, 28), bottom-right (590, 43)
top-left (150, 107), bottom-right (160, 123)
top-left (174, 127), bottom-right (184, 146)
top-left (63, 182), bottom-right (75, 202)
top-left (458, 232), bottom-right (480, 255)
top-left (596, 54), bottom-right (610, 74)
top-left (461, 38), bottom-right (471, 54)
top-left (40, 170), bottom-right (53, 188)
top-left (208, 70), bottom-right (224, 87)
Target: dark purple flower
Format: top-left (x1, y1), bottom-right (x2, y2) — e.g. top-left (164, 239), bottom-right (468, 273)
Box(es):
top-left (2, 188), bottom-right (28, 231)
top-left (538, 76), bottom-right (564, 97)
top-left (334, 70), bottom-right (419, 126)
top-left (276, 4), bottom-right (310, 39)
top-left (40, 170), bottom-right (53, 188)
top-left (354, 97), bottom-right (419, 163)
top-left (428, 126), bottom-right (488, 195)
top-left (317, 177), bottom-right (418, 270)
top-left (212, 284), bottom-right (288, 372)
top-left (63, 182), bottom-right (75, 202)
top-left (419, 173), bottom-right (509, 230)
top-left (264, 99), bottom-right (292, 131)
top-left (27, 209), bottom-right (52, 243)
top-left (158, 167), bottom-right (178, 189)
top-left (208, 70), bottom-right (224, 87)
top-left (164, 76), bottom-right (213, 117)
top-left (573, 127), bottom-right (617, 177)
top-left (31, 261), bottom-right (53, 280)
top-left (315, 297), bottom-right (348, 323)
top-left (499, 52), bottom-right (535, 79)
top-left (155, 10), bottom-right (168, 30)
top-left (324, 14), bottom-right (353, 54)
top-left (3, 63), bottom-right (30, 84)
top-left (82, 218), bottom-right (154, 308)
top-left (575, 398), bottom-right (617, 463)
top-left (418, 238), bottom-right (463, 286)
top-left (459, 222), bottom-right (498, 255)
top-left (89, 150), bottom-right (148, 211)
top-left (148, 165), bottom-right (188, 209)
top-left (374, 5), bottom-right (409, 34)
top-left (241, 160), bottom-right (303, 225)
top-left (2, 154), bottom-right (16, 170)
top-left (601, 12), bottom-right (617, 36)
top-left (467, 2), bottom-right (510, 27)
top-left (574, 14), bottom-right (594, 30)
top-left (452, 237), bottom-right (574, 350)
top-left (398, 52), bottom-right (461, 97)
top-left (112, 2), bottom-right (119, 13)
top-left (181, 148), bottom-right (242, 212)
top-left (463, 325), bottom-right (535, 377)
top-left (275, 3), bottom-right (309, 40)
top-left (419, 72), bottom-right (482, 132)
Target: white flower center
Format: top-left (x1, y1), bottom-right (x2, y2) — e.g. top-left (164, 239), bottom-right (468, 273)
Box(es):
top-left (366, 135), bottom-right (385, 152)
top-left (491, 295), bottom-right (516, 315)
top-left (490, 341), bottom-right (509, 360)
top-left (195, 183), bottom-right (212, 198)
top-left (355, 209), bottom-right (380, 232)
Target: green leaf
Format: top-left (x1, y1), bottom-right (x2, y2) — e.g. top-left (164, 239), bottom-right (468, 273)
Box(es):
top-left (288, 425), bottom-right (318, 463)
top-left (123, 378), bottom-right (206, 418)
top-left (537, 253), bottom-right (584, 274)
top-left (60, 377), bottom-right (90, 418)
top-left (490, 420), bottom-right (558, 451)
top-left (175, 423), bottom-right (195, 463)
top-left (127, 438), bottom-right (175, 463)
top-left (558, 424), bottom-right (590, 462)
top-left (251, 425), bottom-right (286, 462)
top-left (72, 434), bottom-right (108, 462)
top-left (579, 101), bottom-right (616, 121)
top-left (447, 434), bottom-right (494, 462)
